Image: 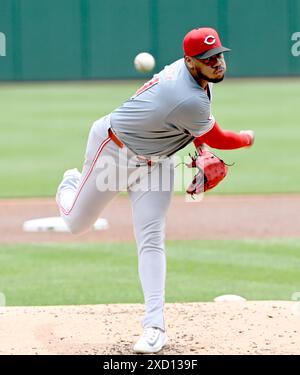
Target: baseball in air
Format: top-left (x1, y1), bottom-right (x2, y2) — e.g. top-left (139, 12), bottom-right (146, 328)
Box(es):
top-left (134, 52), bottom-right (156, 73)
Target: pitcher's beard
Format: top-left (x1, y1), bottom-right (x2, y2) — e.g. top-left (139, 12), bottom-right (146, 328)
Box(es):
top-left (196, 70), bottom-right (225, 83)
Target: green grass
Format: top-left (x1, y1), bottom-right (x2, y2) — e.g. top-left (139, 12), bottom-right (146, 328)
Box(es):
top-left (0, 79), bottom-right (299, 197)
top-left (0, 239), bottom-right (299, 306)
top-left (0, 82), bottom-right (140, 198)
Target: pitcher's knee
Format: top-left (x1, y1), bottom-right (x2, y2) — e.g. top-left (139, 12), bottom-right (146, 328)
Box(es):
top-left (139, 231), bottom-right (165, 256)
top-left (136, 218), bottom-right (165, 251)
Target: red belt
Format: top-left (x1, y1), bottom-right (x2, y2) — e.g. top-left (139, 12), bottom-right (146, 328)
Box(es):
top-left (108, 128), bottom-right (124, 148)
top-left (108, 128), bottom-right (153, 166)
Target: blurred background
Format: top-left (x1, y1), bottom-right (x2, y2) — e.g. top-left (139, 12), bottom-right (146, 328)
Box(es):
top-left (0, 0), bottom-right (299, 197)
top-left (0, 0), bottom-right (299, 80)
top-left (0, 0), bottom-right (300, 307)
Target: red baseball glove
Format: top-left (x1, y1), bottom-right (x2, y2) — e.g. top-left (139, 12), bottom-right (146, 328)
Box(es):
top-left (186, 148), bottom-right (228, 196)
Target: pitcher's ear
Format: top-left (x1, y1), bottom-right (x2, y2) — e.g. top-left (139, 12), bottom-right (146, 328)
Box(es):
top-left (184, 56), bottom-right (195, 70)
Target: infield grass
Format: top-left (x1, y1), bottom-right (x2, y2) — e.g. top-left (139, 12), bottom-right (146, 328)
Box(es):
top-left (0, 79), bottom-right (299, 197)
top-left (0, 239), bottom-right (299, 306)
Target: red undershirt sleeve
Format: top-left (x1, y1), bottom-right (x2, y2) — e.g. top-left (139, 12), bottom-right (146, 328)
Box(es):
top-left (193, 121), bottom-right (252, 150)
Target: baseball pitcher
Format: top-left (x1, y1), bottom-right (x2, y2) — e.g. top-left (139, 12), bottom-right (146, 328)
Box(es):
top-left (56, 27), bottom-right (255, 354)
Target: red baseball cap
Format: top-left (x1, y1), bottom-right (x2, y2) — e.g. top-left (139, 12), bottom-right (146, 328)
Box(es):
top-left (183, 27), bottom-right (230, 59)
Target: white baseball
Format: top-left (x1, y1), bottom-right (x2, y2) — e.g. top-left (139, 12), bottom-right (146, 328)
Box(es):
top-left (134, 52), bottom-right (156, 73)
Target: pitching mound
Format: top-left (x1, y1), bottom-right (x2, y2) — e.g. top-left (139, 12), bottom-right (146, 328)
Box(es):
top-left (0, 301), bottom-right (299, 355)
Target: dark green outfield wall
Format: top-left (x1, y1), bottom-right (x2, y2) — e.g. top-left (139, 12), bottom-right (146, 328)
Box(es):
top-left (0, 0), bottom-right (299, 80)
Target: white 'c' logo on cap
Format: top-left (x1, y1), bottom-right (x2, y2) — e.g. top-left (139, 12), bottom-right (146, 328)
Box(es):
top-left (204, 35), bottom-right (216, 45)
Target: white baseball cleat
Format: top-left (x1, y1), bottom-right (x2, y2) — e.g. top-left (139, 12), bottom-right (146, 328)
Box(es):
top-left (56, 168), bottom-right (82, 206)
top-left (133, 327), bottom-right (168, 354)
top-left (57, 168), bottom-right (81, 190)
top-left (62, 168), bottom-right (81, 180)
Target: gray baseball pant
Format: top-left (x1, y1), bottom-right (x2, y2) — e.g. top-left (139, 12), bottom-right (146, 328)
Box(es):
top-left (56, 115), bottom-right (174, 331)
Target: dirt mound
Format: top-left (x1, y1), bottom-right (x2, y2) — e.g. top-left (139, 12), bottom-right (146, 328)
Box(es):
top-left (0, 301), bottom-right (299, 355)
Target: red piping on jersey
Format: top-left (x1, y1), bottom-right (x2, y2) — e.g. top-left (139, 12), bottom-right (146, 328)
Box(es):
top-left (59, 136), bottom-right (111, 216)
top-left (194, 121), bottom-right (252, 150)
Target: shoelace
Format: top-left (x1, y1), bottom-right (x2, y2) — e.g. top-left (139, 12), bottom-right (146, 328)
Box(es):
top-left (143, 328), bottom-right (160, 343)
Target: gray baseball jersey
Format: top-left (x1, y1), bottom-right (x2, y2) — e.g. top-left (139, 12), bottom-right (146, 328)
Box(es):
top-left (57, 58), bottom-right (215, 334)
top-left (110, 58), bottom-right (215, 157)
